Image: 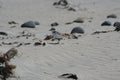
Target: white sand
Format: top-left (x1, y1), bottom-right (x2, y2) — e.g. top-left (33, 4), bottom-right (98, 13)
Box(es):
top-left (0, 0), bottom-right (120, 80)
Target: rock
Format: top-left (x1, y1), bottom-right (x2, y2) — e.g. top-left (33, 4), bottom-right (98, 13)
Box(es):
top-left (0, 32), bottom-right (8, 36)
top-left (101, 21), bottom-right (112, 26)
top-left (113, 22), bottom-right (120, 31)
top-left (42, 42), bottom-right (46, 46)
top-left (107, 14), bottom-right (117, 18)
top-left (73, 18), bottom-right (84, 23)
top-left (51, 22), bottom-right (59, 26)
top-left (71, 27), bottom-right (84, 34)
top-left (21, 21), bottom-right (36, 28)
top-left (34, 42), bottom-right (42, 46)
top-left (113, 22), bottom-right (120, 27)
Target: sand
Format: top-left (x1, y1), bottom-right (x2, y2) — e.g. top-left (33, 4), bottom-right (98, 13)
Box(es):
top-left (0, 0), bottom-right (120, 80)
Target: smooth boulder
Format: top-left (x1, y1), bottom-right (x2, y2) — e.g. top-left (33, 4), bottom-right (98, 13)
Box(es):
top-left (21, 21), bottom-right (36, 28)
top-left (101, 21), bottom-right (112, 26)
top-left (73, 18), bottom-right (84, 23)
top-left (71, 27), bottom-right (84, 34)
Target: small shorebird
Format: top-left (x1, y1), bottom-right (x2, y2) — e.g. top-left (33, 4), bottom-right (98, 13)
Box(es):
top-left (49, 28), bottom-right (63, 44)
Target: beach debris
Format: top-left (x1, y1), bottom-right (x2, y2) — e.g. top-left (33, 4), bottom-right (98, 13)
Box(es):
top-left (0, 55), bottom-right (6, 64)
top-left (51, 22), bottom-right (59, 27)
top-left (71, 27), bottom-right (84, 34)
top-left (16, 43), bottom-right (23, 47)
top-left (101, 21), bottom-right (112, 26)
top-left (114, 26), bottom-right (120, 31)
top-left (0, 63), bottom-right (16, 80)
top-left (0, 32), bottom-right (8, 36)
top-left (49, 28), bottom-right (63, 44)
top-left (21, 21), bottom-right (36, 28)
top-left (92, 30), bottom-right (114, 35)
top-left (34, 41), bottom-right (46, 46)
top-left (53, 0), bottom-right (68, 7)
top-left (53, 0), bottom-right (76, 11)
top-left (58, 73), bottom-right (78, 80)
top-left (62, 33), bottom-right (78, 39)
top-left (44, 35), bottom-right (53, 40)
top-left (107, 14), bottom-right (117, 18)
top-left (0, 48), bottom-right (17, 80)
top-left (24, 43), bottom-right (31, 45)
top-left (4, 48), bottom-right (18, 61)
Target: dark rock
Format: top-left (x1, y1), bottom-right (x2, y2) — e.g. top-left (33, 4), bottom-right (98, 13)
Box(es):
top-left (21, 21), bottom-right (36, 28)
top-left (73, 18), bottom-right (84, 23)
top-left (51, 22), bottom-right (59, 26)
top-left (0, 32), bottom-right (8, 36)
top-left (92, 30), bottom-right (113, 35)
top-left (107, 14), bottom-right (117, 18)
top-left (71, 27), bottom-right (84, 34)
top-left (42, 42), bottom-right (46, 46)
top-left (113, 22), bottom-right (120, 27)
top-left (34, 42), bottom-right (42, 46)
top-left (101, 21), bottom-right (112, 26)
